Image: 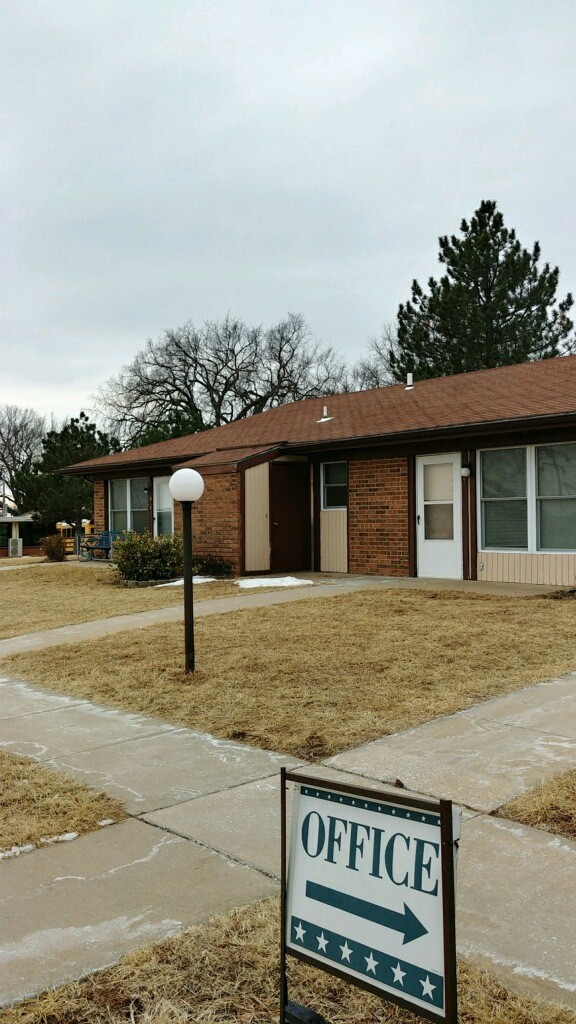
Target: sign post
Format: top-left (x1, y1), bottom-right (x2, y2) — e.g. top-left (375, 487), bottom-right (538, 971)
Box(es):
top-left (281, 770), bottom-right (461, 1024)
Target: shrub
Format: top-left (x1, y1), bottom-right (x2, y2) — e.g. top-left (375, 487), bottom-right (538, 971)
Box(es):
top-left (41, 534), bottom-right (68, 562)
top-left (192, 555), bottom-right (233, 578)
top-left (113, 531), bottom-right (184, 582)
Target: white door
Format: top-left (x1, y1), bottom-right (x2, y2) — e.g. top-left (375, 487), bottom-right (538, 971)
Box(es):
top-left (416, 454), bottom-right (462, 579)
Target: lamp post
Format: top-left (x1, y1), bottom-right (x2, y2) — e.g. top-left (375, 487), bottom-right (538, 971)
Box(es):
top-left (169, 468), bottom-right (205, 673)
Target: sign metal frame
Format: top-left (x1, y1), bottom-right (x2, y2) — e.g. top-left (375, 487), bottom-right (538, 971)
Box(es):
top-left (280, 769), bottom-right (459, 1024)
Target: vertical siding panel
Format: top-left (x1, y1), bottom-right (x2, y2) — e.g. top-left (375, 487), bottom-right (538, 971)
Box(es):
top-left (244, 463), bottom-right (270, 572)
top-left (320, 510), bottom-right (348, 572)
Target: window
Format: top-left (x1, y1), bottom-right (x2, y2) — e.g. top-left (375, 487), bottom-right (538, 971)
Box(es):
top-left (537, 443), bottom-right (576, 550)
top-left (480, 448), bottom-right (527, 549)
top-left (154, 477), bottom-right (173, 536)
top-left (110, 480), bottom-right (128, 533)
top-left (479, 443), bottom-right (576, 552)
top-left (423, 461), bottom-right (454, 539)
top-left (109, 478), bottom-right (150, 533)
top-left (321, 462), bottom-right (347, 509)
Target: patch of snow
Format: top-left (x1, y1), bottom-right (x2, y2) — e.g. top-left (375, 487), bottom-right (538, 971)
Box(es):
top-left (39, 832), bottom-right (79, 845)
top-left (0, 843), bottom-right (35, 861)
top-left (98, 818), bottom-right (115, 827)
top-left (547, 836), bottom-right (576, 854)
top-left (0, 831), bottom-right (81, 860)
top-left (236, 576), bottom-right (314, 589)
top-left (154, 576), bottom-right (217, 587)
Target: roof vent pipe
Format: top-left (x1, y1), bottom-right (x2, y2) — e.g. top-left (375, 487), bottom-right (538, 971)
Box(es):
top-left (317, 404), bottom-right (333, 423)
top-left (405, 372), bottom-right (414, 390)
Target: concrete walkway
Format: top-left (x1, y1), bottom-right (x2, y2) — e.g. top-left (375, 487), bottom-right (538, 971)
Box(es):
top-left (0, 570), bottom-right (558, 659)
top-left (2, 666), bottom-right (576, 1010)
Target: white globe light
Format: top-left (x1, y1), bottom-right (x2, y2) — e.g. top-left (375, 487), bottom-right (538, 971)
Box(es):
top-left (169, 468), bottom-right (205, 503)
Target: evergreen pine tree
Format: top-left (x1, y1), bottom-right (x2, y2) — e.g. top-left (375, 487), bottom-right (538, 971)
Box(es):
top-left (15, 412), bottom-right (120, 535)
top-left (387, 200), bottom-right (574, 382)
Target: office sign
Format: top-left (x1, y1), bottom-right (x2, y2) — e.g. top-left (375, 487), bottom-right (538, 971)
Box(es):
top-left (281, 771), bottom-right (461, 1024)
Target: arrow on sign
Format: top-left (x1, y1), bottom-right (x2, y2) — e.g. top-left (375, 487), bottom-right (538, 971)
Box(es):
top-left (305, 881), bottom-right (428, 945)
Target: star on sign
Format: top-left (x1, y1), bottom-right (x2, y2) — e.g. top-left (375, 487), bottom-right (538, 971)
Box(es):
top-left (420, 975), bottom-right (436, 999)
top-left (365, 952), bottom-right (379, 974)
top-left (391, 962), bottom-right (406, 986)
top-left (316, 932), bottom-right (329, 952)
top-left (339, 941), bottom-right (353, 962)
top-left (294, 922), bottom-right (306, 942)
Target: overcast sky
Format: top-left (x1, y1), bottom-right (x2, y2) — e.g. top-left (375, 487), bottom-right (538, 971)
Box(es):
top-left (2, 0), bottom-right (575, 423)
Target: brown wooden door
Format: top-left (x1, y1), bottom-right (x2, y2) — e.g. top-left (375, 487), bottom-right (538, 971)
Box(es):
top-left (269, 462), bottom-right (311, 572)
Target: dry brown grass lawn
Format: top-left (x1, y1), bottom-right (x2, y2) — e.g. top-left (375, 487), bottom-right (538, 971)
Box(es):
top-left (0, 562), bottom-right (255, 639)
top-left (0, 750), bottom-right (126, 851)
top-left (3, 589), bottom-right (576, 760)
top-left (1, 897), bottom-right (573, 1024)
top-left (498, 769), bottom-right (576, 840)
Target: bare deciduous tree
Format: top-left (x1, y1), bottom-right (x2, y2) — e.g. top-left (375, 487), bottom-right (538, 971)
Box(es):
top-left (96, 313), bottom-right (348, 444)
top-left (350, 324), bottom-right (398, 390)
top-left (0, 405), bottom-right (46, 510)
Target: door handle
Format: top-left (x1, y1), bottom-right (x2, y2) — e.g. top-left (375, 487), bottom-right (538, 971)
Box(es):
top-left (273, 522), bottom-right (279, 526)
top-left (417, 514), bottom-right (421, 524)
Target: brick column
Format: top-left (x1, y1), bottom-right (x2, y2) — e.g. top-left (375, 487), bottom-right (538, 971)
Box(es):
top-left (348, 457), bottom-right (410, 576)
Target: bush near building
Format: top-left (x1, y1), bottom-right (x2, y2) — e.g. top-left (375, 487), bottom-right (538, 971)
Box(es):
top-left (113, 531), bottom-right (184, 582)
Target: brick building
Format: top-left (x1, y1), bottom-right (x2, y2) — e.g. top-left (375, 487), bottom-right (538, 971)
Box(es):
top-left (65, 357), bottom-right (576, 585)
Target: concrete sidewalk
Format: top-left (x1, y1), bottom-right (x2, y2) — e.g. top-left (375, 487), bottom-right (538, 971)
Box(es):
top-left (1, 671), bottom-right (576, 1009)
top-left (0, 571), bottom-right (558, 659)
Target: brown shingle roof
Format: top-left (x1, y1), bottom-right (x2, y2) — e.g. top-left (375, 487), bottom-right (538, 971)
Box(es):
top-left (65, 356), bottom-right (576, 473)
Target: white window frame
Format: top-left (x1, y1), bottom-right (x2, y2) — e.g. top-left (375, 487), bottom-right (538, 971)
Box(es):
top-left (153, 476), bottom-right (174, 537)
top-left (477, 442), bottom-right (576, 554)
top-left (108, 478), bottom-right (149, 533)
top-left (321, 461), bottom-right (347, 511)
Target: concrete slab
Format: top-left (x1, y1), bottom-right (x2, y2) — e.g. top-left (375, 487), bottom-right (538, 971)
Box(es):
top-left (0, 818), bottom-right (277, 1008)
top-left (462, 674), bottom-right (576, 740)
top-left (0, 606), bottom-right (185, 657)
top-left (0, 676), bottom-right (88, 720)
top-left (144, 764), bottom-right (450, 877)
top-left (327, 715), bottom-right (576, 812)
top-left (0, 701), bottom-right (178, 759)
top-left (457, 814), bottom-right (576, 1008)
top-left (144, 774), bottom-right (285, 876)
top-left (43, 729), bottom-right (301, 814)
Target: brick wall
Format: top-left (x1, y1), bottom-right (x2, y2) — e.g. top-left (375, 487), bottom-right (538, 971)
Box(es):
top-left (93, 479), bottom-right (106, 532)
top-left (348, 457), bottom-right (410, 576)
top-left (174, 470), bottom-right (242, 575)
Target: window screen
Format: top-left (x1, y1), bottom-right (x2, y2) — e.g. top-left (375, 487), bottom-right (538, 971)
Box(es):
top-left (481, 448), bottom-right (527, 549)
top-left (322, 462), bottom-right (347, 509)
top-left (537, 444), bottom-right (576, 550)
